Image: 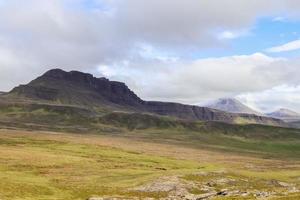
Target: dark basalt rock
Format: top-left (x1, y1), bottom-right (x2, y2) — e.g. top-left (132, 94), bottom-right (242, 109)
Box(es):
top-left (10, 68), bottom-right (144, 108)
top-left (10, 85), bottom-right (59, 101)
top-left (143, 101), bottom-right (236, 122)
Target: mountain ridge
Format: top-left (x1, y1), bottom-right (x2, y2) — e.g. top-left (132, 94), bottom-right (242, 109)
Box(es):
top-left (5, 69), bottom-right (285, 126)
top-left (267, 108), bottom-right (300, 122)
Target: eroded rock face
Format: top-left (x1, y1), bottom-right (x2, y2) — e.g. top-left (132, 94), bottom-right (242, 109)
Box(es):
top-left (10, 69), bottom-right (144, 108)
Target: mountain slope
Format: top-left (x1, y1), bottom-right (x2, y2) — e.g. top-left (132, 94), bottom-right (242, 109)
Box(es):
top-left (290, 120), bottom-right (300, 129)
top-left (9, 69), bottom-right (144, 109)
top-left (6, 69), bottom-right (285, 126)
top-left (266, 108), bottom-right (300, 122)
top-left (206, 98), bottom-right (262, 115)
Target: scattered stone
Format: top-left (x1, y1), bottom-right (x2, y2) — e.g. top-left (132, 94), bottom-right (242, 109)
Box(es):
top-left (155, 167), bottom-right (167, 171)
top-left (193, 192), bottom-right (217, 200)
top-left (129, 175), bottom-right (298, 199)
top-left (216, 189), bottom-right (228, 196)
top-left (240, 191), bottom-right (249, 196)
top-left (215, 178), bottom-right (235, 184)
top-left (278, 181), bottom-right (292, 187)
top-left (88, 197), bottom-right (104, 200)
top-left (206, 182), bottom-right (216, 187)
top-left (133, 176), bottom-right (179, 192)
top-left (87, 197), bottom-right (139, 200)
top-left (254, 191), bottom-right (275, 198)
top-left (287, 186), bottom-right (300, 193)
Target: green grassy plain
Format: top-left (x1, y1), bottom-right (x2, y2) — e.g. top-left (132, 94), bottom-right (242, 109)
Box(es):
top-left (0, 104), bottom-right (300, 199)
top-left (0, 130), bottom-right (205, 200)
top-left (0, 129), bottom-right (299, 200)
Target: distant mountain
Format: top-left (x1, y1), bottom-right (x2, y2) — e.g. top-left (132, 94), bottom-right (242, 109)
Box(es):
top-left (266, 108), bottom-right (300, 122)
top-left (0, 92), bottom-right (5, 95)
top-left (4, 69), bottom-right (285, 126)
top-left (205, 98), bottom-right (262, 115)
top-left (290, 120), bottom-right (300, 129)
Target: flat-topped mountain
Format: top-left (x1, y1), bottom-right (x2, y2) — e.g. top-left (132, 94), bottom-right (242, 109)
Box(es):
top-left (6, 69), bottom-right (285, 126)
top-left (9, 69), bottom-right (144, 108)
top-left (267, 108), bottom-right (300, 122)
top-left (205, 98), bottom-right (262, 115)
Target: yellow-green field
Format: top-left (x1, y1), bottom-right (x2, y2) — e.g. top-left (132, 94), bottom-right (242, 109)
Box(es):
top-left (0, 129), bottom-right (299, 200)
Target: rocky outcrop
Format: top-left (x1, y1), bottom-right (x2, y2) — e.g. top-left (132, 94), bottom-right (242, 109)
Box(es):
top-left (10, 69), bottom-right (144, 108)
top-left (87, 173), bottom-right (300, 200)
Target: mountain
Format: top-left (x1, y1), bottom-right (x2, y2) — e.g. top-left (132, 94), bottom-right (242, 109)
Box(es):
top-left (290, 120), bottom-right (300, 129)
top-left (266, 108), bottom-right (300, 122)
top-left (8, 69), bottom-right (144, 109)
top-left (4, 69), bottom-right (285, 126)
top-left (205, 98), bottom-right (262, 115)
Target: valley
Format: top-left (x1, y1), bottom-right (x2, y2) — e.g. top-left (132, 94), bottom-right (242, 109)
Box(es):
top-left (0, 129), bottom-right (299, 200)
top-left (2, 1), bottom-right (300, 200)
top-left (0, 69), bottom-right (299, 199)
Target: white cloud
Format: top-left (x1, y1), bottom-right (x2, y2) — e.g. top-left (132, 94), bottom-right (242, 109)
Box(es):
top-left (1, 0), bottom-right (300, 111)
top-left (238, 85), bottom-right (300, 113)
top-left (272, 16), bottom-right (286, 22)
top-left (218, 30), bottom-right (249, 40)
top-left (219, 31), bottom-right (239, 39)
top-left (266, 39), bottom-right (300, 53)
top-left (104, 53), bottom-right (300, 106)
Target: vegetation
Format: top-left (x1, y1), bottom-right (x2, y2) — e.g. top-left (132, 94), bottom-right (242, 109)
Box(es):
top-left (0, 103), bottom-right (299, 199)
top-left (0, 130), bottom-right (299, 199)
top-left (0, 130), bottom-right (205, 200)
top-left (0, 103), bottom-right (300, 159)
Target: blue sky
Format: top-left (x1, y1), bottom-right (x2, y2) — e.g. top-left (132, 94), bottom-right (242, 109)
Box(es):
top-left (192, 17), bottom-right (300, 59)
top-left (1, 0), bottom-right (300, 112)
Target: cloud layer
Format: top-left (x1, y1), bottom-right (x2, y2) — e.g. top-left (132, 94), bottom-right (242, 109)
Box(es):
top-left (266, 39), bottom-right (300, 53)
top-left (1, 0), bottom-right (300, 111)
top-left (101, 53), bottom-right (300, 105)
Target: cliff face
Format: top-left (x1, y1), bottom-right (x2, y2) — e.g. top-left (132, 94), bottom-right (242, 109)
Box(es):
top-left (10, 69), bottom-right (144, 108)
top-left (144, 101), bottom-right (234, 121)
top-left (8, 69), bottom-right (285, 126)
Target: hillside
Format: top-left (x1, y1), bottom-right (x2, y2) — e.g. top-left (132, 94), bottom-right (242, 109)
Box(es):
top-left (267, 108), bottom-right (300, 122)
top-left (290, 120), bottom-right (300, 129)
top-left (205, 98), bottom-right (262, 115)
top-left (5, 69), bottom-right (285, 126)
top-left (0, 69), bottom-right (299, 200)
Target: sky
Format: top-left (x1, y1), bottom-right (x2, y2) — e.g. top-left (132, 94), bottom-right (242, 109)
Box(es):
top-left (1, 0), bottom-right (300, 113)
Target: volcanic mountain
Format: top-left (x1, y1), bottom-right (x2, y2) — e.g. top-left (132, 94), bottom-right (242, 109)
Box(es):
top-left (4, 69), bottom-right (284, 126)
top-left (266, 108), bottom-right (300, 122)
top-left (205, 98), bottom-right (262, 115)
